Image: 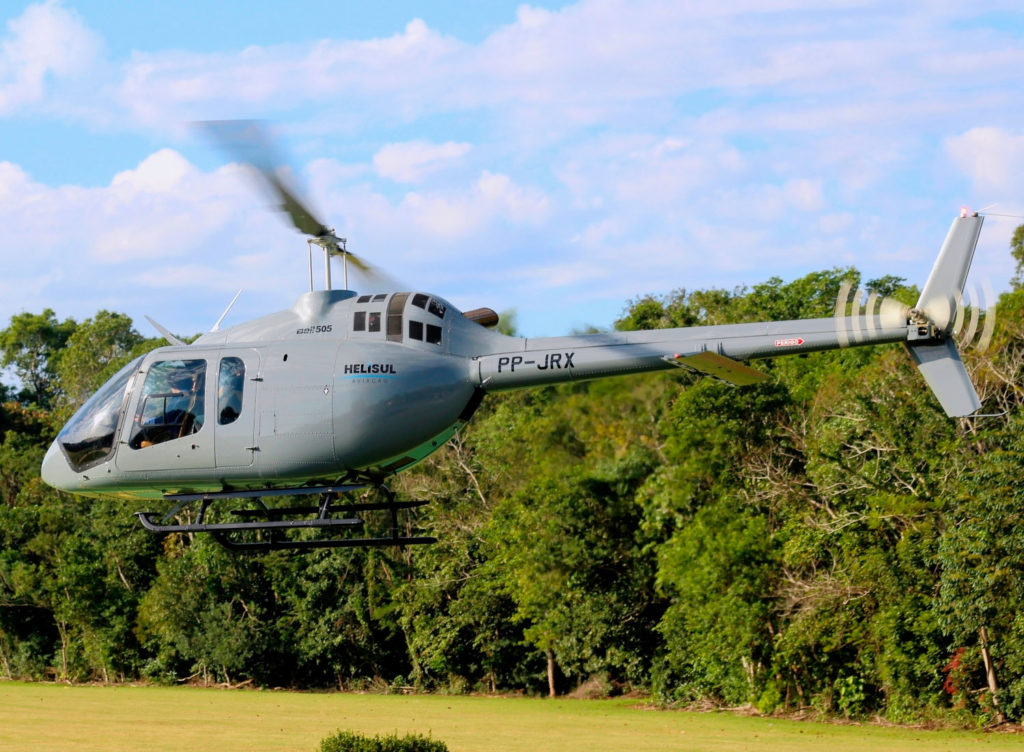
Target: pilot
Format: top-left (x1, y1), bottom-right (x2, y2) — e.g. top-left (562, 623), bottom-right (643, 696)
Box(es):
top-left (135, 366), bottom-right (205, 448)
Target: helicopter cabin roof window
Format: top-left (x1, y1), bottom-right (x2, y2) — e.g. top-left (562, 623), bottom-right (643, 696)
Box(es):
top-left (353, 311), bottom-right (366, 331)
top-left (218, 357), bottom-right (245, 425)
top-left (387, 292), bottom-right (409, 342)
top-left (411, 293), bottom-right (429, 309)
top-left (372, 293), bottom-right (387, 302)
top-left (129, 359), bottom-right (207, 450)
top-left (357, 295), bottom-right (372, 303)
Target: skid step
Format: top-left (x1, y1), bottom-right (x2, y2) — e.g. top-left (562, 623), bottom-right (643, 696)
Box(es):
top-left (136, 512), bottom-right (363, 534)
top-left (228, 499), bottom-right (429, 518)
top-left (213, 533), bottom-right (438, 552)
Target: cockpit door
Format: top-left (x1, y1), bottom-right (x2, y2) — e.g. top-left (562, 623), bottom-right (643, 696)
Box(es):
top-left (115, 354), bottom-right (216, 472)
top-left (213, 349), bottom-right (260, 468)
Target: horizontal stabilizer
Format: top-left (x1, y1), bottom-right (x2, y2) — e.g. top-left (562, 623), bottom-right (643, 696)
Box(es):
top-left (665, 351), bottom-right (769, 386)
top-left (905, 339), bottom-right (980, 417)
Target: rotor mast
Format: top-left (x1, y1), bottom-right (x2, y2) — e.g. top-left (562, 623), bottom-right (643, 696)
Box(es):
top-left (307, 234), bottom-right (349, 291)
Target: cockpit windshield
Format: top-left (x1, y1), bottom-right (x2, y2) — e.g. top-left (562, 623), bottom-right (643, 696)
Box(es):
top-left (58, 356), bottom-right (143, 472)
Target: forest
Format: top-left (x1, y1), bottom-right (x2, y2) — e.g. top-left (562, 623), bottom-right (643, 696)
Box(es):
top-left (2, 224), bottom-right (1024, 727)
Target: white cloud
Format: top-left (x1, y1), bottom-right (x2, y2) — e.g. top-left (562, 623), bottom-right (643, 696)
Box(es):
top-left (0, 1), bottom-right (102, 114)
top-left (114, 19), bottom-right (463, 127)
top-left (110, 148), bottom-right (194, 194)
top-left (380, 170), bottom-right (549, 241)
top-left (819, 212), bottom-right (854, 234)
top-left (783, 178), bottom-right (824, 212)
top-left (373, 140), bottom-right (471, 183)
top-left (945, 127), bottom-right (1024, 195)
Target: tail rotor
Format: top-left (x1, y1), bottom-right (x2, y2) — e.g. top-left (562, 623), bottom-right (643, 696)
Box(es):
top-left (833, 212), bottom-right (990, 417)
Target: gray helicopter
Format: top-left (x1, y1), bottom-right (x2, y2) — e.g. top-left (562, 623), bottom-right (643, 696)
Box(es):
top-left (40, 129), bottom-right (988, 550)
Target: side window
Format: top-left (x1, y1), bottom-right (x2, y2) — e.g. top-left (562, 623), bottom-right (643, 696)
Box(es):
top-left (218, 357), bottom-right (245, 425)
top-left (368, 312), bottom-right (381, 332)
top-left (426, 324), bottom-right (442, 345)
top-left (409, 320), bottom-right (423, 340)
top-left (353, 311), bottom-right (366, 331)
top-left (129, 359), bottom-right (206, 449)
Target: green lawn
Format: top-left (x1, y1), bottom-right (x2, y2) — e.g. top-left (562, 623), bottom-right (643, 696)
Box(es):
top-left (0, 682), bottom-right (1017, 752)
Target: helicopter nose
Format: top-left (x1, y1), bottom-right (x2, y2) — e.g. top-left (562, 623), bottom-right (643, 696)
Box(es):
top-left (41, 440), bottom-right (80, 493)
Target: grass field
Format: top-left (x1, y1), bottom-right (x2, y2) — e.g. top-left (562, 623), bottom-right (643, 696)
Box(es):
top-left (0, 682), bottom-right (1019, 752)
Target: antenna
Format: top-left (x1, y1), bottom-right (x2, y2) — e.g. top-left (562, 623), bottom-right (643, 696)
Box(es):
top-left (211, 289), bottom-right (244, 332)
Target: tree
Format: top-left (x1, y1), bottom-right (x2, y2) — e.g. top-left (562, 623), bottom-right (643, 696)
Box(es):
top-left (0, 310), bottom-right (76, 408)
top-left (1010, 223), bottom-right (1024, 289)
top-left (54, 311), bottom-right (148, 419)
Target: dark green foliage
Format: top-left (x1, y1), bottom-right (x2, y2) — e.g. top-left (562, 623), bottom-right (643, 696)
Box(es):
top-left (320, 730), bottom-right (448, 752)
top-left (3, 226), bottom-right (1024, 726)
top-left (1011, 224), bottom-right (1024, 289)
top-left (0, 309), bottom-right (76, 408)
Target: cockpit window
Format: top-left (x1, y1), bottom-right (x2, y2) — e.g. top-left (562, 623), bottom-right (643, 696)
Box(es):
top-left (427, 299), bottom-right (447, 319)
top-left (58, 356), bottom-right (143, 472)
top-left (129, 359), bottom-right (206, 449)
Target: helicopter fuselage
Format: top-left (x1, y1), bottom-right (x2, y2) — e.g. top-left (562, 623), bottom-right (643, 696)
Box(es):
top-left (41, 214), bottom-right (987, 503)
top-left (43, 290), bottom-right (490, 498)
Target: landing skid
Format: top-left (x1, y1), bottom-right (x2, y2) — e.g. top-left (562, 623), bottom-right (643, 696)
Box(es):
top-left (135, 484), bottom-right (437, 551)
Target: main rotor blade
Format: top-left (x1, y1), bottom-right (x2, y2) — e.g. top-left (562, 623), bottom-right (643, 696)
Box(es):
top-left (197, 120), bottom-right (331, 237)
top-left (196, 119), bottom-right (386, 286)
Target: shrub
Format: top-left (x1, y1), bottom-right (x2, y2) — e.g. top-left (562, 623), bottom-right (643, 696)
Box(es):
top-left (319, 730), bottom-right (449, 752)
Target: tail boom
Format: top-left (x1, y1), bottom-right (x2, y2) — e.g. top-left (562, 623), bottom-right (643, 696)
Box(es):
top-left (474, 213), bottom-right (984, 417)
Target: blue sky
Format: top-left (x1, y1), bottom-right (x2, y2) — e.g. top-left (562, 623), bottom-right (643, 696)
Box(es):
top-left (1, 0), bottom-right (1022, 339)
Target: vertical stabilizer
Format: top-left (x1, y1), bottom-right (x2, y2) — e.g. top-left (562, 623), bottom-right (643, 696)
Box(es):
top-left (915, 214), bottom-right (983, 331)
top-left (906, 213), bottom-right (984, 417)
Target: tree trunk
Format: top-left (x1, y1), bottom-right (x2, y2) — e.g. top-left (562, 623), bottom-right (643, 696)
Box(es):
top-left (56, 619), bottom-right (69, 682)
top-left (546, 649), bottom-right (556, 698)
top-left (979, 627), bottom-right (1006, 724)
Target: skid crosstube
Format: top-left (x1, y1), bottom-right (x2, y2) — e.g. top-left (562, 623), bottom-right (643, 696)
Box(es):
top-left (135, 484), bottom-right (436, 552)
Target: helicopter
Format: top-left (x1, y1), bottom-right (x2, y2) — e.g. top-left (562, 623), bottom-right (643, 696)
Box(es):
top-left (40, 125), bottom-right (988, 551)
